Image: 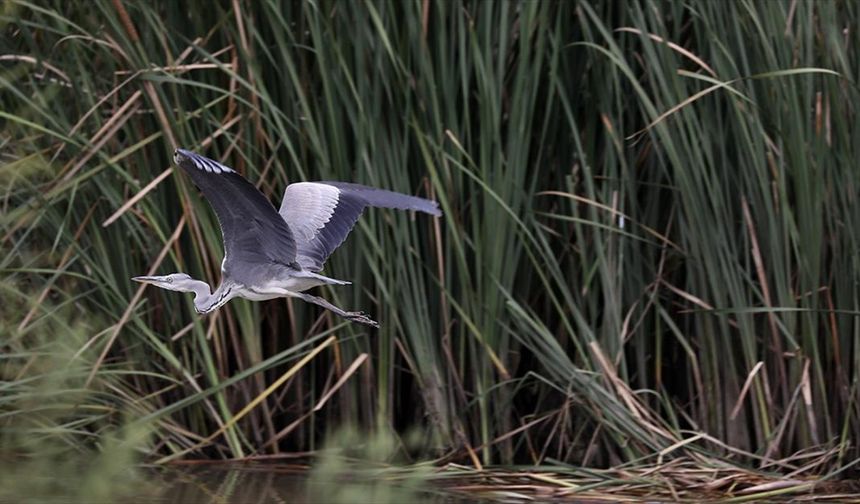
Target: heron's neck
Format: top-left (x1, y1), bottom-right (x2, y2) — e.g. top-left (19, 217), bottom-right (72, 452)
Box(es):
top-left (194, 280), bottom-right (236, 314)
top-left (180, 279), bottom-right (212, 311)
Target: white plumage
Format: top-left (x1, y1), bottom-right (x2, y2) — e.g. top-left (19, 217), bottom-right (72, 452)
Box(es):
top-left (279, 182), bottom-right (340, 242)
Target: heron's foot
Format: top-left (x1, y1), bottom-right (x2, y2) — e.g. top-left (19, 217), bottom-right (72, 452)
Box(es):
top-left (346, 311), bottom-right (379, 328)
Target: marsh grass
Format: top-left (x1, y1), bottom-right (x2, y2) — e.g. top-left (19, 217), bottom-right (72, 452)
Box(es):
top-left (0, 278), bottom-right (150, 502)
top-left (2, 0), bottom-right (860, 498)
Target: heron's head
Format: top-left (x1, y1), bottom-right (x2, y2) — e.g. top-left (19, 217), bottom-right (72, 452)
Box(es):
top-left (132, 273), bottom-right (196, 292)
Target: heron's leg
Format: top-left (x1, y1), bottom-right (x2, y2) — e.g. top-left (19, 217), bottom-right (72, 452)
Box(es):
top-left (293, 292), bottom-right (379, 328)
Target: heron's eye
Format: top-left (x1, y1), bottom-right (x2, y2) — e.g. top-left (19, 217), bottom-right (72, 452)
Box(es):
top-left (167, 278), bottom-right (173, 283)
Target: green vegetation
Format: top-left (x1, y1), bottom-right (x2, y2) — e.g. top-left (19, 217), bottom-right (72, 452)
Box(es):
top-left (2, 0), bottom-right (859, 499)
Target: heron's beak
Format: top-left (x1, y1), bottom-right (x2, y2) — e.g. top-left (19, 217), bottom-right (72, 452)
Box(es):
top-left (132, 275), bottom-right (158, 284)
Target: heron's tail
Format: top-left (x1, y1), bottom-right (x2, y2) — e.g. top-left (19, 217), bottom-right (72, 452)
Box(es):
top-left (295, 269), bottom-right (352, 286)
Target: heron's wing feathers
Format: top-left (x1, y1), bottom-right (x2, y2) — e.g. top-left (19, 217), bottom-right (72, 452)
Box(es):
top-left (175, 149), bottom-right (297, 269)
top-left (279, 181), bottom-right (440, 271)
top-left (319, 181), bottom-right (442, 217)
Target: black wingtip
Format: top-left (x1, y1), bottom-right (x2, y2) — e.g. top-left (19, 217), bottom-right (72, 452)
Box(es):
top-left (174, 148), bottom-right (192, 166)
top-left (173, 149), bottom-right (236, 175)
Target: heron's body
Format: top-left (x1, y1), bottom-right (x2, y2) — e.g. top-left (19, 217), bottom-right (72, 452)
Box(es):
top-left (133, 148), bottom-right (441, 327)
top-left (242, 271), bottom-right (342, 299)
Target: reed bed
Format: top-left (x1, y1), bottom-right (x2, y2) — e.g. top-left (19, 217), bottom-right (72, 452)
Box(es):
top-left (2, 0), bottom-right (859, 499)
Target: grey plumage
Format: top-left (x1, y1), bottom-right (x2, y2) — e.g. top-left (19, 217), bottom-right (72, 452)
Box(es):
top-left (132, 148), bottom-right (441, 328)
top-left (177, 150), bottom-right (298, 271)
top-left (280, 180), bottom-right (442, 272)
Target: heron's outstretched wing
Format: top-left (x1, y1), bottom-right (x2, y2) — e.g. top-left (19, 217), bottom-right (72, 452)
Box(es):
top-left (278, 181), bottom-right (441, 271)
top-left (174, 149), bottom-right (297, 269)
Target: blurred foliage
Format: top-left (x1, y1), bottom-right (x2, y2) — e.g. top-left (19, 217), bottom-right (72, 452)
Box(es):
top-left (308, 426), bottom-right (434, 503)
top-left (0, 281), bottom-right (150, 502)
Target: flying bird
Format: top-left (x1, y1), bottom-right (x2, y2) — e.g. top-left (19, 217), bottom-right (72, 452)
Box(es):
top-left (133, 148), bottom-right (441, 327)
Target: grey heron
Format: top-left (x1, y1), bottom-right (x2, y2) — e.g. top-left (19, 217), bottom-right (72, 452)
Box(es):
top-left (132, 148), bottom-right (441, 328)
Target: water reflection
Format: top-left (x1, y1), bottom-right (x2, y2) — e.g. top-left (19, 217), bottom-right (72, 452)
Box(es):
top-left (146, 464), bottom-right (309, 503)
top-left (142, 463), bottom-right (469, 504)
